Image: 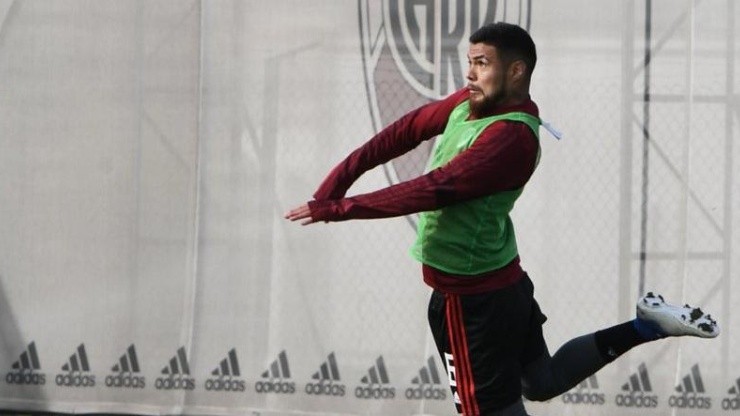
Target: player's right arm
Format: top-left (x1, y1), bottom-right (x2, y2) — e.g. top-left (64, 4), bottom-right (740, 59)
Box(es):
top-left (312, 88), bottom-right (468, 201)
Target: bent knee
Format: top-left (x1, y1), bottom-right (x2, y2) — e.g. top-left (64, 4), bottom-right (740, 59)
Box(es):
top-left (521, 371), bottom-right (569, 402)
top-left (522, 387), bottom-right (559, 402)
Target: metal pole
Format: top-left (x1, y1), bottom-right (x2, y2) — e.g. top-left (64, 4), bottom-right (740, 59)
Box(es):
top-left (619, 0), bottom-right (636, 324)
top-left (638, 0), bottom-right (653, 297)
top-left (721, 0), bottom-right (735, 383)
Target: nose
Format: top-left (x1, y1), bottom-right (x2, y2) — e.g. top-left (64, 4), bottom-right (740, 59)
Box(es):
top-left (467, 66), bottom-right (475, 81)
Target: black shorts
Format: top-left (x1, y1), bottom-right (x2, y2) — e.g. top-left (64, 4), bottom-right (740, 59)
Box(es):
top-left (427, 273), bottom-right (547, 415)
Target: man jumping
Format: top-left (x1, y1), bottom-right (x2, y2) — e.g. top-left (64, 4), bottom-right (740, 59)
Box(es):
top-left (286, 22), bottom-right (719, 416)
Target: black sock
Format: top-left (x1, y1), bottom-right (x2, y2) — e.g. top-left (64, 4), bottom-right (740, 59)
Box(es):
top-left (593, 321), bottom-right (651, 363)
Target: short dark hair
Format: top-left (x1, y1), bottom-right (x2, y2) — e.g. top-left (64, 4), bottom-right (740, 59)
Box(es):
top-left (469, 22), bottom-right (537, 76)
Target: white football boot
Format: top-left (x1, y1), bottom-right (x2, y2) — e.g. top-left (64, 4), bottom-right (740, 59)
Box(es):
top-left (636, 292), bottom-right (720, 338)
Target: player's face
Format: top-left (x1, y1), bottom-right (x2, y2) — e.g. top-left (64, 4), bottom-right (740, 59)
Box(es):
top-left (466, 43), bottom-right (507, 117)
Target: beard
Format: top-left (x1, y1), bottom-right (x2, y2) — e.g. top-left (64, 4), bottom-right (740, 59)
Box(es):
top-left (468, 91), bottom-right (502, 118)
top-left (468, 77), bottom-right (508, 118)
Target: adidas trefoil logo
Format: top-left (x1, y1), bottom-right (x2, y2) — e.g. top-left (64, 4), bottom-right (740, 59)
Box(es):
top-left (305, 352), bottom-right (345, 397)
top-left (723, 376), bottom-right (740, 410)
top-left (55, 343), bottom-right (95, 387)
top-left (155, 346), bottom-right (195, 390)
top-left (5, 342), bottom-right (45, 385)
top-left (405, 356), bottom-right (446, 400)
top-left (355, 356), bottom-right (395, 400)
top-left (205, 348), bottom-right (245, 392)
top-left (255, 350), bottom-right (295, 394)
top-left (615, 362), bottom-right (658, 408)
top-left (561, 375), bottom-right (605, 405)
top-left (105, 344), bottom-right (145, 389)
top-left (669, 364), bottom-right (712, 409)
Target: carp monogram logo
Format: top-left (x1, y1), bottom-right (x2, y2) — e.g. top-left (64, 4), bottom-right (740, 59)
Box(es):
top-left (358, 0), bottom-right (533, 225)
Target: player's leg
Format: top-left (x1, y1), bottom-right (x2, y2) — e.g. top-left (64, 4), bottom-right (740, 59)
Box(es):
top-left (428, 290), bottom-right (469, 413)
top-left (428, 278), bottom-right (537, 415)
top-left (521, 292), bottom-right (720, 402)
top-left (521, 334), bottom-right (606, 401)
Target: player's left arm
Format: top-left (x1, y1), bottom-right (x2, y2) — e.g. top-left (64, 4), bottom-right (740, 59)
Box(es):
top-left (294, 121), bottom-right (538, 223)
top-left (311, 88), bottom-right (469, 201)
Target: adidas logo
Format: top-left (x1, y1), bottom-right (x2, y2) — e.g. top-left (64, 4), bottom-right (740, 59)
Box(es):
top-left (105, 344), bottom-right (145, 389)
top-left (55, 343), bottom-right (95, 387)
top-left (255, 350), bottom-right (295, 394)
top-left (161, 347), bottom-right (191, 375)
top-left (580, 375), bottom-right (600, 389)
top-left (675, 364), bottom-right (706, 393)
top-left (561, 375), bottom-right (605, 405)
top-left (621, 363), bottom-right (653, 393)
top-left (615, 363), bottom-right (658, 408)
top-left (669, 364), bottom-right (712, 409)
top-left (204, 348), bottom-right (245, 392)
top-left (723, 377), bottom-right (740, 410)
top-left (354, 356), bottom-right (395, 400)
top-left (405, 356), bottom-right (446, 400)
top-left (304, 352), bottom-right (345, 397)
top-left (154, 346), bottom-right (195, 390)
top-left (5, 342), bottom-right (46, 385)
top-left (729, 378), bottom-right (740, 396)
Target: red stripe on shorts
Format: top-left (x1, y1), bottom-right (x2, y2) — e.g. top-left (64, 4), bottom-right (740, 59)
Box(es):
top-left (446, 294), bottom-right (480, 416)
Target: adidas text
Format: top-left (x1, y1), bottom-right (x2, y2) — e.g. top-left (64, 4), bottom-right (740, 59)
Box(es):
top-left (205, 378), bottom-right (246, 392)
top-left (405, 385), bottom-right (446, 400)
top-left (55, 373), bottom-right (95, 387)
top-left (723, 396), bottom-right (740, 410)
top-left (5, 372), bottom-right (45, 385)
top-left (155, 375), bottom-right (195, 390)
top-left (561, 391), bottom-right (605, 405)
top-left (305, 381), bottom-right (346, 396)
top-left (355, 385), bottom-right (396, 399)
top-left (669, 394), bottom-right (711, 409)
top-left (615, 392), bottom-right (658, 408)
top-left (105, 373), bottom-right (145, 389)
top-left (255, 380), bottom-right (295, 394)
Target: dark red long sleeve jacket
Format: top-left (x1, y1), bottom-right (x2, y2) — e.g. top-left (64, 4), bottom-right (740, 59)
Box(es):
top-left (308, 88), bottom-right (540, 294)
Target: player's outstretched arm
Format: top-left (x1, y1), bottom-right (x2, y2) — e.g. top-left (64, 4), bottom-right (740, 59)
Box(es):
top-left (312, 89), bottom-right (468, 201)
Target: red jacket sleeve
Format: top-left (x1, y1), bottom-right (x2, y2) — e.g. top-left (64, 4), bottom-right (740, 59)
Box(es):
top-left (308, 113), bottom-right (540, 222)
top-left (312, 88), bottom-right (469, 200)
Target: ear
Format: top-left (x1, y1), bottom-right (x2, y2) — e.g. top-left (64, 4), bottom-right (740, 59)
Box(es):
top-left (509, 60), bottom-right (527, 82)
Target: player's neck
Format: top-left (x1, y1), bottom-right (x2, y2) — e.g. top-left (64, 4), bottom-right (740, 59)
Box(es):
top-left (470, 92), bottom-right (530, 119)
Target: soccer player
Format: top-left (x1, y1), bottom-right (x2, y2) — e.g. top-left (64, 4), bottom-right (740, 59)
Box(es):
top-left (285, 22), bottom-right (719, 416)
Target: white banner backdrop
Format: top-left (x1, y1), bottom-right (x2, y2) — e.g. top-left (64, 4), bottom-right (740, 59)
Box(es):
top-left (0, 1), bottom-right (737, 415)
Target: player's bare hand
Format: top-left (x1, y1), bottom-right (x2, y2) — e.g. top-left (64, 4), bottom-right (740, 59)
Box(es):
top-left (284, 203), bottom-right (316, 225)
